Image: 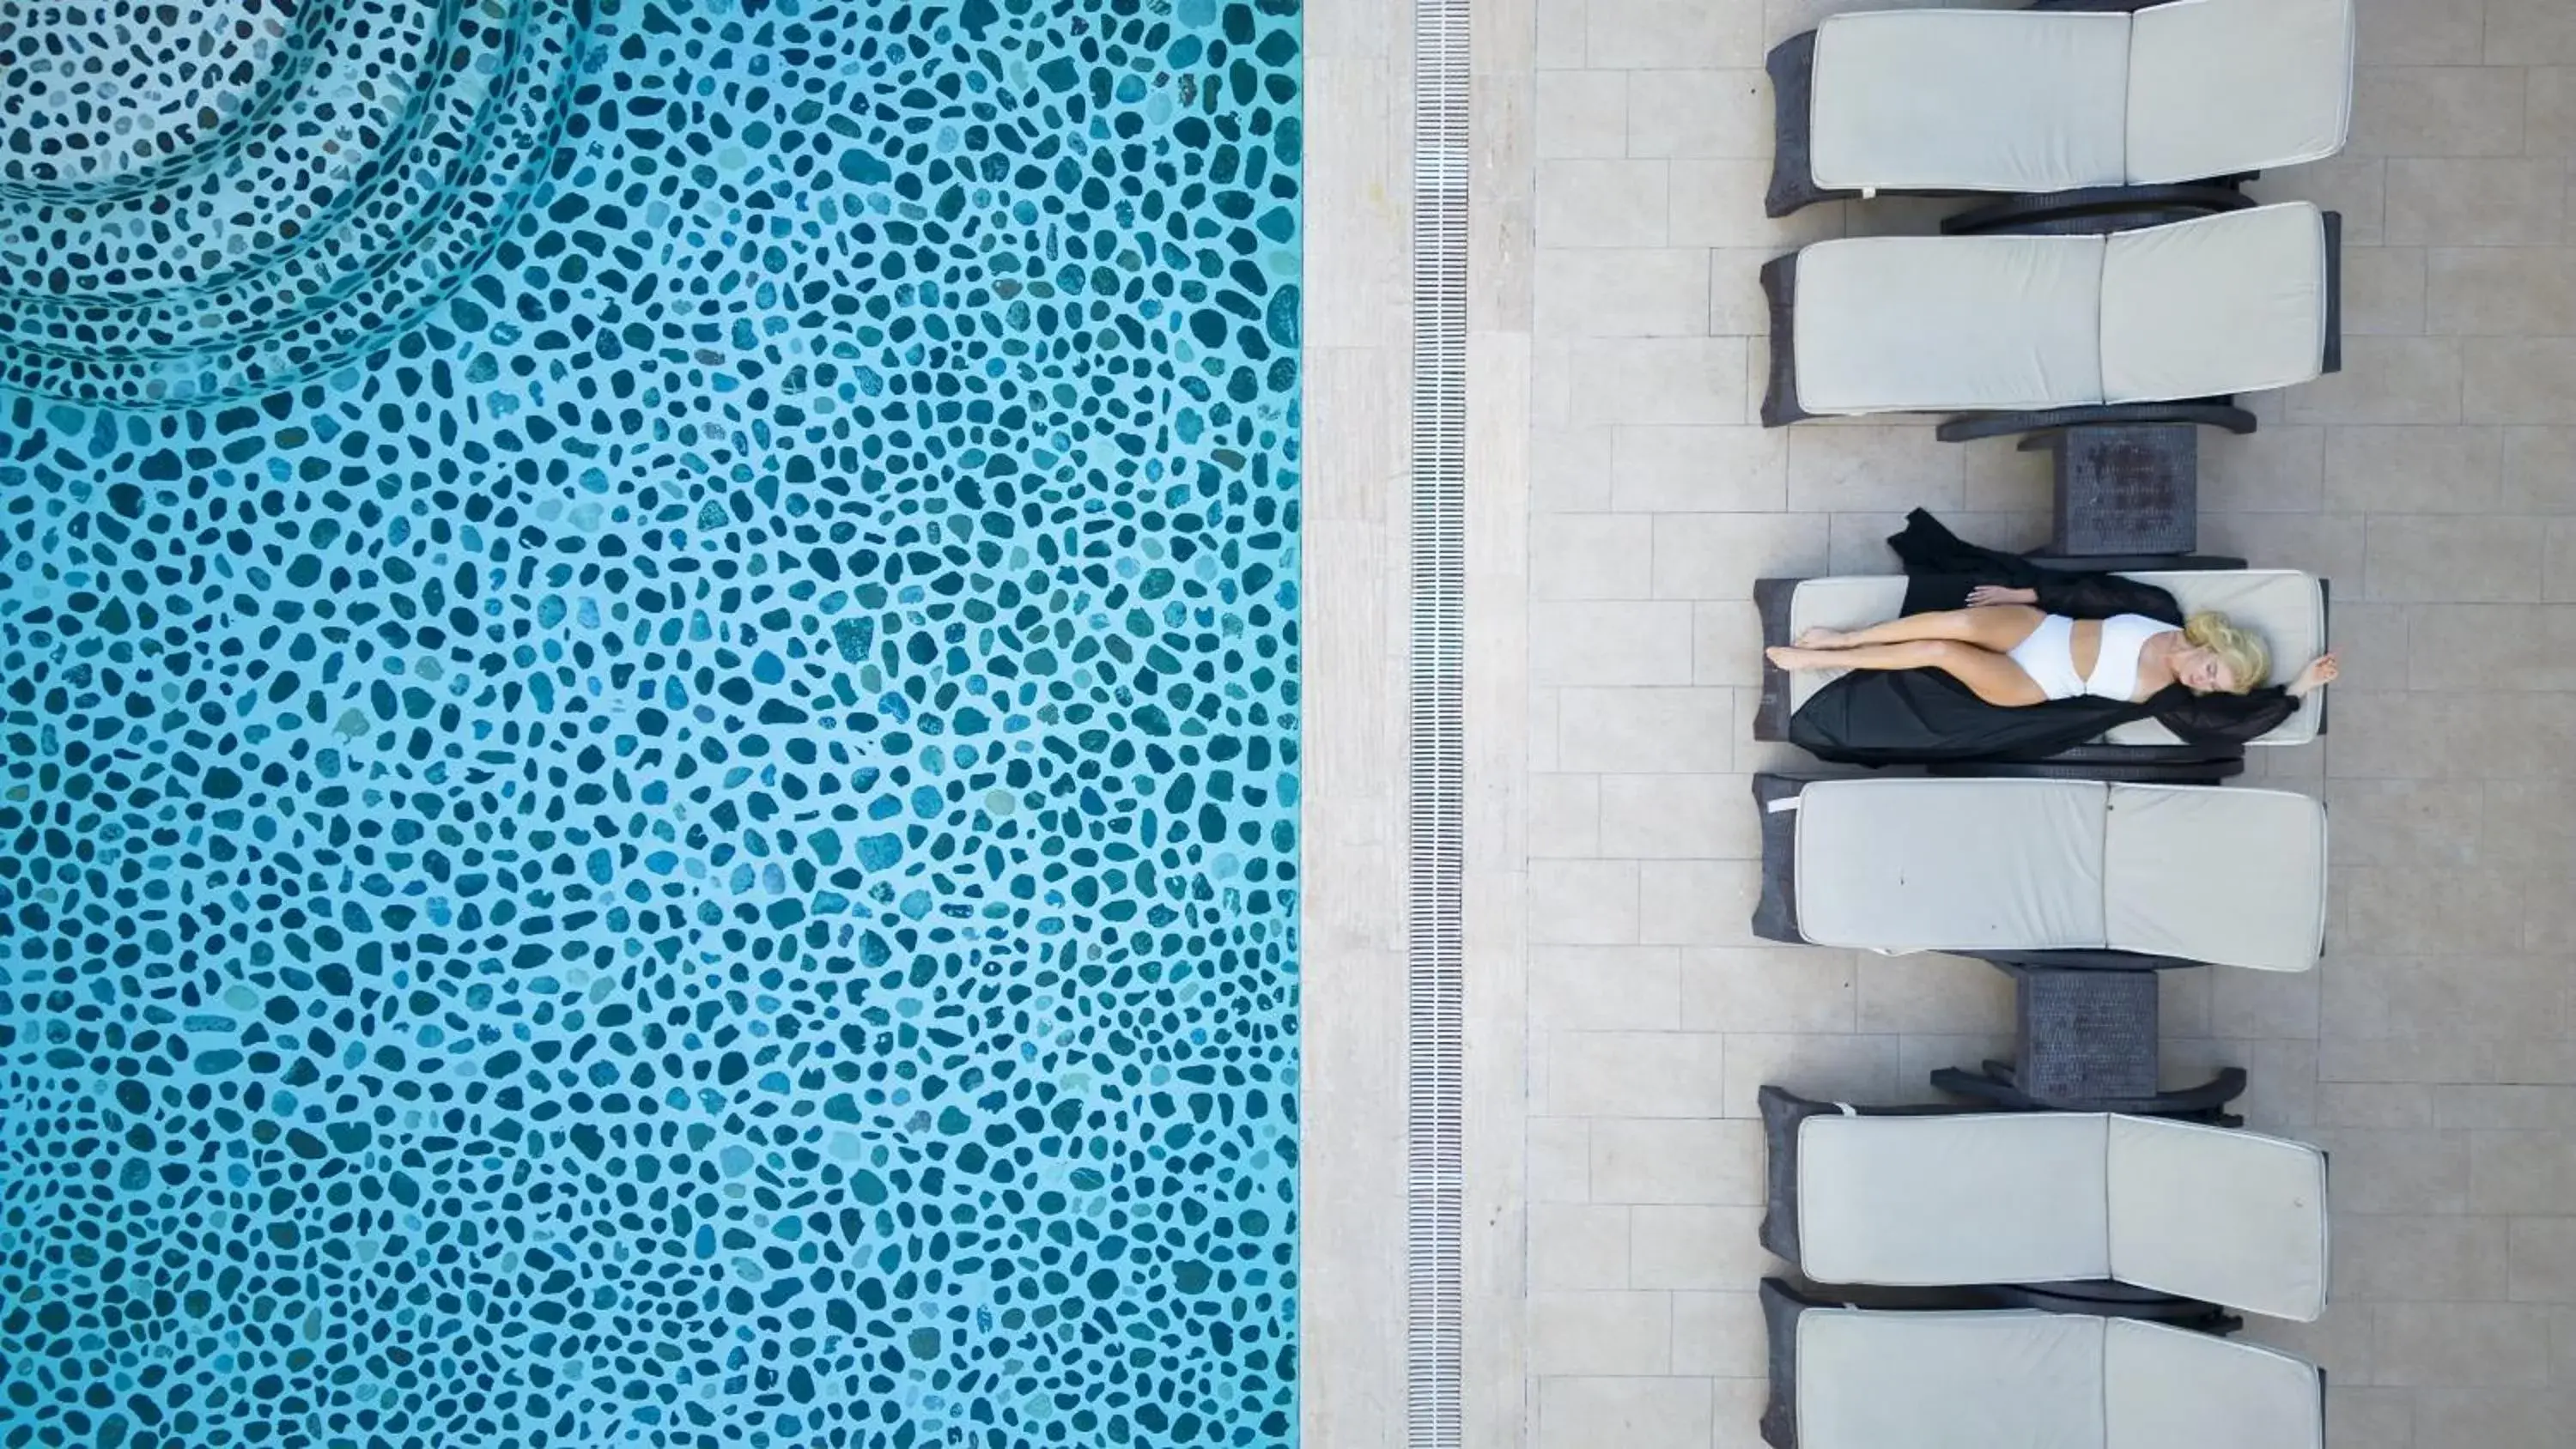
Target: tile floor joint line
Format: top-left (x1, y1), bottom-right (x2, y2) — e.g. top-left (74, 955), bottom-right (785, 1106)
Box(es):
top-left (1407, 0), bottom-right (1469, 1445)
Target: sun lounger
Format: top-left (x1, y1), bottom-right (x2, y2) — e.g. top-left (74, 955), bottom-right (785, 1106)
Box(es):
top-left (1752, 775), bottom-right (2327, 973)
top-left (1756, 1279), bottom-right (2327, 1449)
top-left (1766, 0), bottom-right (2355, 217)
top-left (1753, 567), bottom-right (2331, 757)
top-left (1760, 203), bottom-right (2341, 440)
top-left (1760, 1088), bottom-right (2331, 1323)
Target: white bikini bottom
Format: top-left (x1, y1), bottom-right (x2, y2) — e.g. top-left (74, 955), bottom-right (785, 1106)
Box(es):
top-left (2004, 613), bottom-right (2086, 701)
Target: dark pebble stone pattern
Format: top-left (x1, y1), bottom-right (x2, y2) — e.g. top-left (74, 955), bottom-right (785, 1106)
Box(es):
top-left (0, 0), bottom-right (1303, 1445)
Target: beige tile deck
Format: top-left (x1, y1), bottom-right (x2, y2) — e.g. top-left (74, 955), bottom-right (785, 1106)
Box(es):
top-left (1497, 2), bottom-right (2576, 1446)
top-left (1306, 1), bottom-right (2576, 1445)
top-left (1299, 5), bottom-right (1417, 1449)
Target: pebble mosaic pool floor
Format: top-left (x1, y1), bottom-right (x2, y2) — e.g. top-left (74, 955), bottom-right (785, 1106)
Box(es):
top-left (0, 0), bottom-right (1302, 1445)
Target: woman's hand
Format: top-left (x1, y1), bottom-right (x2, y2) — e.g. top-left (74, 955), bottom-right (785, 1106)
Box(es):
top-left (1965, 585), bottom-right (2038, 609)
top-left (2288, 652), bottom-right (2339, 697)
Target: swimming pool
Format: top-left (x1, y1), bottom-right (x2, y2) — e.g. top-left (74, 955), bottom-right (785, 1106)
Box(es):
top-left (0, 0), bottom-right (1301, 1443)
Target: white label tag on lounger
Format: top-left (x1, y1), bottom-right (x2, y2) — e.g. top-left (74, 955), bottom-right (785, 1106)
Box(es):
top-left (1831, 1102), bottom-right (1857, 1116)
top-left (1861, 186), bottom-right (1877, 199)
top-left (1765, 796), bottom-right (1801, 814)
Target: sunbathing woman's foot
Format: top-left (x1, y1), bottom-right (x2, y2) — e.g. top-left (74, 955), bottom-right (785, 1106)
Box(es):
top-left (1794, 627), bottom-right (1849, 649)
top-left (1766, 646), bottom-right (1835, 671)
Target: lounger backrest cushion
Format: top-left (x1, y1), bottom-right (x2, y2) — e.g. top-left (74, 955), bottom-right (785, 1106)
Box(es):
top-left (2106, 1116), bottom-right (2331, 1321)
top-left (2100, 567), bottom-right (2327, 745)
top-left (1797, 1309), bottom-right (2109, 1449)
top-left (1779, 572), bottom-right (2327, 745)
top-left (1808, 9), bottom-right (2131, 194)
top-left (2103, 785), bottom-right (2327, 972)
top-left (1792, 233), bottom-right (2106, 415)
top-left (2126, 0), bottom-right (2355, 185)
top-left (1796, 1112), bottom-right (2113, 1286)
top-left (2099, 203), bottom-right (2330, 403)
top-left (2104, 1319), bottom-right (2326, 1449)
top-left (1792, 778), bottom-right (2107, 952)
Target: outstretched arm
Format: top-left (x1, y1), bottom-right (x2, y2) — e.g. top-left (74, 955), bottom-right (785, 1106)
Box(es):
top-left (2157, 686), bottom-right (2299, 744)
top-left (2287, 652), bottom-right (2340, 698)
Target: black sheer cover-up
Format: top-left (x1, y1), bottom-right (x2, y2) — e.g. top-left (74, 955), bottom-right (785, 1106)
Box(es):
top-left (1785, 510), bottom-right (2302, 766)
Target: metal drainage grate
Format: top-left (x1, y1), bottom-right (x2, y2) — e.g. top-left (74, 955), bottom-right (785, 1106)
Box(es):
top-left (1406, 0), bottom-right (1469, 1440)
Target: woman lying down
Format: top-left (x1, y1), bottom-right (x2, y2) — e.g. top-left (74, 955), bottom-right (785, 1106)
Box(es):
top-left (1770, 510), bottom-right (2339, 765)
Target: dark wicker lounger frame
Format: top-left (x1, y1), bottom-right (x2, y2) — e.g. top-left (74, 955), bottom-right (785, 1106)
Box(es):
top-left (1764, 0), bottom-right (2273, 222)
top-left (1755, 1276), bottom-right (2325, 1449)
top-left (1747, 575), bottom-right (2334, 776)
top-left (1758, 206), bottom-right (2343, 440)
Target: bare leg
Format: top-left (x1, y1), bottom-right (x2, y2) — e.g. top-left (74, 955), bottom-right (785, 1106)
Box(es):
top-left (1798, 604), bottom-right (2045, 653)
top-left (1765, 639), bottom-right (2049, 707)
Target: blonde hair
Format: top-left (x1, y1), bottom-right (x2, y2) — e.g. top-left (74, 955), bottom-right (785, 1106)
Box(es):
top-left (2183, 611), bottom-right (2269, 694)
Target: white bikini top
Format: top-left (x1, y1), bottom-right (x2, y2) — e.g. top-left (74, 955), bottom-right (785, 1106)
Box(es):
top-left (2008, 613), bottom-right (2172, 701)
top-left (2083, 614), bottom-right (2169, 700)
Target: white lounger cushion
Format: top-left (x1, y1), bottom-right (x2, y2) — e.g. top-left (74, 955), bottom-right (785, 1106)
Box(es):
top-left (1791, 778), bottom-right (2326, 972)
top-left (1797, 1113), bottom-right (2113, 1286)
top-left (2100, 203), bottom-right (2330, 402)
top-left (2107, 1116), bottom-right (2332, 1322)
top-left (1794, 1309), bottom-right (2324, 1449)
top-left (1796, 1310), bottom-right (2109, 1449)
top-left (1808, 10), bottom-right (2132, 194)
top-left (2104, 1318), bottom-right (2325, 1449)
top-left (1794, 779), bottom-right (2107, 953)
top-left (2105, 785), bottom-right (2330, 973)
top-left (1792, 233), bottom-right (2106, 414)
top-left (2126, 0), bottom-right (2356, 186)
top-left (1795, 1111), bottom-right (2330, 1320)
top-left (1781, 570), bottom-right (2327, 744)
top-left (1793, 203), bottom-right (2329, 415)
top-left (1807, 0), bottom-right (2353, 194)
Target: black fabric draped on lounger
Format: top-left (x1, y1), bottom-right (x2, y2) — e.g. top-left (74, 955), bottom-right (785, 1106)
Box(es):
top-left (1785, 510), bottom-right (2302, 766)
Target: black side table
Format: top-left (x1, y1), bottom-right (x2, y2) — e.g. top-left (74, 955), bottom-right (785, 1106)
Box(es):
top-left (2023, 423), bottom-right (2198, 558)
top-left (2015, 967), bottom-right (2160, 1104)
top-left (1932, 965), bottom-right (2243, 1119)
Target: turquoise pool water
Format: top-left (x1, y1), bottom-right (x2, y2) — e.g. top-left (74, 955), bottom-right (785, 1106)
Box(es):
top-left (0, 0), bottom-right (1302, 1445)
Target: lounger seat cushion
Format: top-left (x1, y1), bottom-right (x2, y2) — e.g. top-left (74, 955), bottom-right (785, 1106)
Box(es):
top-left (1795, 1309), bottom-right (2324, 1449)
top-left (1791, 778), bottom-right (2326, 972)
top-left (1791, 203), bottom-right (2329, 415)
top-left (1796, 1113), bottom-right (2113, 1286)
top-left (1781, 570), bottom-right (2327, 744)
top-left (1791, 233), bottom-right (2106, 414)
top-left (1799, 1310), bottom-right (2105, 1448)
top-left (1804, 0), bottom-right (2354, 194)
top-left (1793, 779), bottom-right (2107, 953)
top-left (1794, 1111), bottom-right (2330, 1319)
top-left (1808, 10), bottom-right (2131, 195)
